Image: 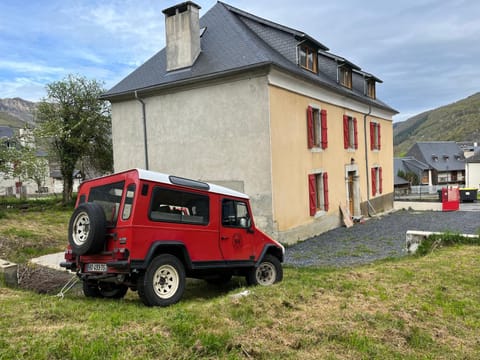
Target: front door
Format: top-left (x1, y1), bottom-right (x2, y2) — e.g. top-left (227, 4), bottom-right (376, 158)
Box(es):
top-left (219, 199), bottom-right (254, 261)
top-left (348, 171), bottom-right (355, 216)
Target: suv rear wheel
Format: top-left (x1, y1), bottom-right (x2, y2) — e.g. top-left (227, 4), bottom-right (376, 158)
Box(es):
top-left (68, 203), bottom-right (106, 255)
top-left (246, 254), bottom-right (283, 286)
top-left (138, 254), bottom-right (186, 307)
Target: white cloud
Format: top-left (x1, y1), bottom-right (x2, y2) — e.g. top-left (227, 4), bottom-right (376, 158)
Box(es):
top-left (0, 78), bottom-right (46, 101)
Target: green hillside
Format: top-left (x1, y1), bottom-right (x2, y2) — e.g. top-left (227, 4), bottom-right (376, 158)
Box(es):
top-left (394, 92), bottom-right (480, 156)
top-left (0, 111), bottom-right (26, 128)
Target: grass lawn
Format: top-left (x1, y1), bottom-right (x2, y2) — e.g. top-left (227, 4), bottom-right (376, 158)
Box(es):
top-left (1, 200), bottom-right (480, 359)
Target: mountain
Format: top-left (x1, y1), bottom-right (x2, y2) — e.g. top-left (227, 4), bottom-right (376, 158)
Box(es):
top-left (0, 97), bottom-right (37, 128)
top-left (394, 92), bottom-right (480, 156)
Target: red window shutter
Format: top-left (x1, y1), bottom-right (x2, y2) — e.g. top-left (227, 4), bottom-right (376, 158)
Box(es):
top-left (379, 167), bottom-right (383, 194)
top-left (323, 172), bottom-right (329, 212)
top-left (343, 115), bottom-right (349, 149)
top-left (308, 174), bottom-right (316, 216)
top-left (353, 117), bottom-right (358, 149)
top-left (307, 106), bottom-right (314, 149)
top-left (371, 168), bottom-right (376, 196)
top-left (321, 109), bottom-right (328, 149)
top-left (370, 122), bottom-right (375, 150)
top-left (378, 123), bottom-right (381, 150)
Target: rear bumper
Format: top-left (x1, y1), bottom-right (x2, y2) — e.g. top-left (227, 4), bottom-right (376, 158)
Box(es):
top-left (60, 260), bottom-right (130, 272)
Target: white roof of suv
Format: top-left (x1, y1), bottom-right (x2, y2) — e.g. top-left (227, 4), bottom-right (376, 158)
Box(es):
top-left (137, 169), bottom-right (249, 199)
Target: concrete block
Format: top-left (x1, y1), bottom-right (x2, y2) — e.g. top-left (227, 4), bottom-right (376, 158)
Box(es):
top-left (0, 258), bottom-right (18, 287)
top-left (406, 230), bottom-right (479, 254)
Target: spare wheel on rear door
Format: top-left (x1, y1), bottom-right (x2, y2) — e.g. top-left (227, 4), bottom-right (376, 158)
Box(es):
top-left (68, 202), bottom-right (106, 255)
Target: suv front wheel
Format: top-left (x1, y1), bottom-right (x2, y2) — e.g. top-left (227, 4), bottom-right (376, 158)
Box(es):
top-left (138, 254), bottom-right (186, 307)
top-left (246, 254), bottom-right (283, 286)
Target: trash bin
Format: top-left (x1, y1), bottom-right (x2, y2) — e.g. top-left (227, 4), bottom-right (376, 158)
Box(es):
top-left (459, 188), bottom-right (478, 203)
top-left (441, 187), bottom-right (460, 211)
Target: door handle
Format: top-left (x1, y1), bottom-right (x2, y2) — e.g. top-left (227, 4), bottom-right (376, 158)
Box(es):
top-left (221, 236), bottom-right (229, 240)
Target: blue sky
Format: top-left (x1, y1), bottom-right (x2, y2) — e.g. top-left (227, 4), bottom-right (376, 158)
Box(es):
top-left (1, 0), bottom-right (479, 122)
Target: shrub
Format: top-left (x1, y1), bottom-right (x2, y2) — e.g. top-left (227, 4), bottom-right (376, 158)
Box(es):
top-left (416, 232), bottom-right (480, 256)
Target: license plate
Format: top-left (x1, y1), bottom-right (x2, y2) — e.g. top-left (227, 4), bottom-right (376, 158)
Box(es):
top-left (86, 263), bottom-right (107, 272)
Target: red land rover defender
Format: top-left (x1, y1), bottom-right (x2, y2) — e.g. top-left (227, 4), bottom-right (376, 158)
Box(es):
top-left (61, 169), bottom-right (284, 306)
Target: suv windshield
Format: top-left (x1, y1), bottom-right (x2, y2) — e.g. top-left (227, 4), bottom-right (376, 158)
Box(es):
top-left (88, 181), bottom-right (125, 226)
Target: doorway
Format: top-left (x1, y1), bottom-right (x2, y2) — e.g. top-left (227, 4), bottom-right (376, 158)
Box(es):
top-left (345, 164), bottom-right (360, 217)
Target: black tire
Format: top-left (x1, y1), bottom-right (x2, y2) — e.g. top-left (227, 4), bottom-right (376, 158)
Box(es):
top-left (83, 280), bottom-right (101, 298)
top-left (99, 283), bottom-right (129, 299)
top-left (137, 254), bottom-right (186, 307)
top-left (68, 203), bottom-right (106, 255)
top-left (83, 280), bottom-right (128, 299)
top-left (246, 254), bottom-right (283, 286)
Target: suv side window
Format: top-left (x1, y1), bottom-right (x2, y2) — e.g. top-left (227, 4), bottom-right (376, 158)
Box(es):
top-left (122, 184), bottom-right (136, 220)
top-left (88, 181), bottom-right (125, 226)
top-left (222, 199), bottom-right (250, 228)
top-left (149, 187), bottom-right (209, 225)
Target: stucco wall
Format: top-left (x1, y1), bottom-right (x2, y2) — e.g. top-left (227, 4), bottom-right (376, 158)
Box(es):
top-left (111, 74), bottom-right (275, 232)
top-left (268, 77), bottom-right (394, 243)
top-left (466, 163), bottom-right (480, 189)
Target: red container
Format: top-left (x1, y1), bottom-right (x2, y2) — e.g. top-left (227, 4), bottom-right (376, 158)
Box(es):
top-left (441, 187), bottom-right (460, 211)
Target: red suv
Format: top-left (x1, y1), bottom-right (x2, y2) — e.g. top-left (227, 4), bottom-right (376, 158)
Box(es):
top-left (61, 169), bottom-right (284, 306)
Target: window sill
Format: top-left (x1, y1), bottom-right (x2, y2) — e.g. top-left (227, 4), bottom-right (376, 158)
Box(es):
top-left (310, 147), bottom-right (324, 153)
top-left (314, 210), bottom-right (327, 218)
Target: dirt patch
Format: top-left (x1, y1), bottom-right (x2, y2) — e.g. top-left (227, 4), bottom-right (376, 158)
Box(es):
top-left (17, 263), bottom-right (75, 294)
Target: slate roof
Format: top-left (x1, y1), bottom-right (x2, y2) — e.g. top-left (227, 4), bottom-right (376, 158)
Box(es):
top-left (393, 158), bottom-right (410, 186)
top-left (102, 1), bottom-right (396, 114)
top-left (406, 142), bottom-right (465, 171)
top-left (394, 156), bottom-right (430, 186)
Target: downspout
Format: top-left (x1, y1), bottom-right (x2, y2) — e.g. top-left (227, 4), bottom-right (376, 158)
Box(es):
top-left (364, 105), bottom-right (372, 216)
top-left (134, 91), bottom-right (149, 170)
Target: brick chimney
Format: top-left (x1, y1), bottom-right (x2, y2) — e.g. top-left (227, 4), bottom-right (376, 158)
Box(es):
top-left (162, 2), bottom-right (201, 72)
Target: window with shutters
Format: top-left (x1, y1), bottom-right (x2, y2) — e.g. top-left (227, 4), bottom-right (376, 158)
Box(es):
top-left (343, 115), bottom-right (358, 150)
top-left (307, 106), bottom-right (328, 149)
top-left (308, 172), bottom-right (329, 215)
top-left (299, 45), bottom-right (317, 73)
top-left (370, 122), bottom-right (381, 150)
top-left (371, 166), bottom-right (383, 196)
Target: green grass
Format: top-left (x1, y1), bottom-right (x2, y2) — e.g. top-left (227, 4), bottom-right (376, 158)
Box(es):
top-left (0, 197), bottom-right (71, 263)
top-left (1, 202), bottom-right (480, 359)
top-left (2, 247), bottom-right (480, 359)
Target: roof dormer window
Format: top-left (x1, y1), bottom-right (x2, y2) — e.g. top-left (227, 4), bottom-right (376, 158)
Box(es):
top-left (366, 78), bottom-right (376, 99)
top-left (299, 44), bottom-right (317, 73)
top-left (338, 65), bottom-right (352, 89)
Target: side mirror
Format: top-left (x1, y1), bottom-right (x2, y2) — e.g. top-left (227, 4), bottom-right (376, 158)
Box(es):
top-left (246, 218), bottom-right (254, 234)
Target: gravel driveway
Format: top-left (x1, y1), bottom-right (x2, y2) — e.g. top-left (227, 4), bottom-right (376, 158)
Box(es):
top-left (285, 209), bottom-right (480, 268)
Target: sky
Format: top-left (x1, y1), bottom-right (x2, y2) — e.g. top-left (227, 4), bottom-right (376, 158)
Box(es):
top-left (1, 0), bottom-right (479, 122)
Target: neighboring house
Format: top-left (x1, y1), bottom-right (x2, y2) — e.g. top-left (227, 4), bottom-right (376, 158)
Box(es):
top-left (458, 141), bottom-right (479, 159)
top-left (465, 150), bottom-right (480, 189)
top-left (101, 2), bottom-right (397, 243)
top-left (406, 142), bottom-right (465, 186)
top-left (394, 157), bottom-right (431, 194)
top-left (49, 170), bottom-right (82, 194)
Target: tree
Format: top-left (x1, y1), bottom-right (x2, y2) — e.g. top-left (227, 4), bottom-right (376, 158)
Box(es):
top-left (36, 75), bottom-right (113, 204)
